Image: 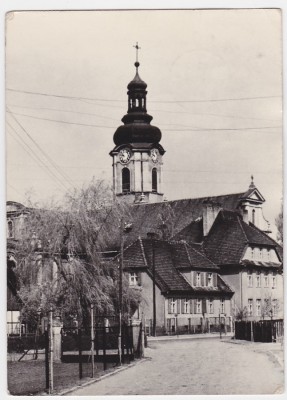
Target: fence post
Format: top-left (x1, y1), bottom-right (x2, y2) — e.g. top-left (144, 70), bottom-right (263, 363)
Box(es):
top-left (250, 321), bottom-right (254, 342)
top-left (78, 328), bottom-right (83, 379)
top-left (45, 330), bottom-right (49, 393)
top-left (103, 325), bottom-right (107, 371)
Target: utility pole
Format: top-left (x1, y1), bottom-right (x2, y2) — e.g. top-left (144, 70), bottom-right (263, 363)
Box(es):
top-left (118, 220), bottom-right (124, 365)
top-left (91, 304), bottom-right (95, 377)
top-left (118, 219), bottom-right (132, 365)
top-left (152, 238), bottom-right (156, 336)
top-left (48, 307), bottom-right (53, 394)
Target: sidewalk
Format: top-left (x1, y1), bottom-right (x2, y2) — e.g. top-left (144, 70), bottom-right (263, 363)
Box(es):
top-left (148, 332), bottom-right (233, 342)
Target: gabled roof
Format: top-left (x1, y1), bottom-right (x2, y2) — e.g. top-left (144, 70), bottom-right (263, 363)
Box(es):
top-left (127, 192), bottom-right (245, 244)
top-left (203, 210), bottom-right (281, 266)
top-left (122, 238), bottom-right (231, 294)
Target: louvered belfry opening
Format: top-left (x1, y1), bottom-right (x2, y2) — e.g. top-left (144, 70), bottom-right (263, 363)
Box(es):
top-left (122, 167), bottom-right (130, 193)
top-left (152, 168), bottom-right (157, 192)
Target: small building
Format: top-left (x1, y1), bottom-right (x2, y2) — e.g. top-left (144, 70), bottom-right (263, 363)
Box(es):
top-left (122, 238), bottom-right (234, 335)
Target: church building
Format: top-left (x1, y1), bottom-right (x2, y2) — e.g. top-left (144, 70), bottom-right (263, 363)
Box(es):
top-left (108, 50), bottom-right (283, 334)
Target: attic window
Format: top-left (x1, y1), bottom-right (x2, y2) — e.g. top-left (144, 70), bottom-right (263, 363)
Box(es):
top-left (207, 273), bottom-right (213, 287)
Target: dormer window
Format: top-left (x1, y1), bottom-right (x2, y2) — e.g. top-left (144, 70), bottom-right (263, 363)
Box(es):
top-left (196, 272), bottom-right (201, 287)
top-left (7, 220), bottom-right (14, 238)
top-left (207, 273), bottom-right (213, 287)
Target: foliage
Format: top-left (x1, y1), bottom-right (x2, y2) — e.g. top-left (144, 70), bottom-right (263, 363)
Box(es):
top-left (261, 295), bottom-right (280, 319)
top-left (13, 179), bottom-right (141, 328)
top-left (234, 306), bottom-right (248, 321)
top-left (275, 203), bottom-right (283, 245)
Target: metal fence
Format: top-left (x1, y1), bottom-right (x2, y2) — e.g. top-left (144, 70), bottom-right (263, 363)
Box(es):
top-left (61, 322), bottom-right (142, 378)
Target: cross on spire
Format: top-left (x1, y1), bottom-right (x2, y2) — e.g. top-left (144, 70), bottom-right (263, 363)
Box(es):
top-left (133, 42), bottom-right (141, 63)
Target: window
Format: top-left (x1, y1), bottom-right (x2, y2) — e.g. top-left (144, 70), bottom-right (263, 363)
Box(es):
top-left (207, 273), bottom-right (213, 287)
top-left (122, 168), bottom-right (130, 193)
top-left (252, 209), bottom-right (255, 224)
top-left (264, 272), bottom-right (269, 287)
top-left (196, 272), bottom-right (201, 287)
top-left (129, 272), bottom-right (139, 286)
top-left (248, 299), bottom-right (253, 316)
top-left (196, 299), bottom-right (202, 314)
top-left (272, 299), bottom-right (277, 316)
top-left (256, 299), bottom-right (261, 317)
top-left (7, 220), bottom-right (14, 238)
top-left (256, 271), bottom-right (261, 288)
top-left (247, 270), bottom-right (253, 287)
top-left (208, 299), bottom-right (214, 314)
top-left (171, 298), bottom-right (177, 314)
top-left (183, 299), bottom-right (189, 314)
top-left (152, 168), bottom-right (157, 192)
top-left (272, 272), bottom-right (276, 288)
top-left (220, 299), bottom-right (225, 314)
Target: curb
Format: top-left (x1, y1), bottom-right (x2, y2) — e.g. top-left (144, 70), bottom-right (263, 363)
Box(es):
top-left (56, 357), bottom-right (148, 396)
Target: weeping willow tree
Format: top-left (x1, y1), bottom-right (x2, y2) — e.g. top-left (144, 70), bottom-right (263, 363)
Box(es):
top-left (13, 179), bottom-right (141, 329)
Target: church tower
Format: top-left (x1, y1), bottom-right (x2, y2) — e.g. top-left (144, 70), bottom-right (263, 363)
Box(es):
top-left (110, 45), bottom-right (165, 204)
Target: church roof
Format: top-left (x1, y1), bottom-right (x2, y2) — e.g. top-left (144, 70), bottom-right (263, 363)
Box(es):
top-left (127, 192), bottom-right (245, 244)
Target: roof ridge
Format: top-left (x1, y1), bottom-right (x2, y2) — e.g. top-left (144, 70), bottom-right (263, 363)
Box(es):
top-left (186, 241), bottom-right (217, 267)
top-left (138, 236), bottom-right (148, 267)
top-left (132, 192), bottom-right (245, 207)
top-left (237, 215), bottom-right (249, 243)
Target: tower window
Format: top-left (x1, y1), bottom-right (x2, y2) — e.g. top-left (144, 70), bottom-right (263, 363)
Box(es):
top-left (252, 209), bottom-right (255, 224)
top-left (152, 168), bottom-right (157, 192)
top-left (122, 168), bottom-right (130, 193)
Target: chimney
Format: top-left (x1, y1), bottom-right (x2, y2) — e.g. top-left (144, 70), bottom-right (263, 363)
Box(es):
top-left (203, 201), bottom-right (222, 236)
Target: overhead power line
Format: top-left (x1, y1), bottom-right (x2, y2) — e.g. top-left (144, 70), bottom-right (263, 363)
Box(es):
top-left (6, 87), bottom-right (281, 103)
top-left (6, 110), bottom-right (281, 133)
top-left (7, 122), bottom-right (68, 193)
top-left (6, 109), bottom-right (75, 190)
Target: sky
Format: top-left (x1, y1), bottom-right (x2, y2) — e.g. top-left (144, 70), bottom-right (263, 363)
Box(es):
top-left (5, 9), bottom-right (283, 237)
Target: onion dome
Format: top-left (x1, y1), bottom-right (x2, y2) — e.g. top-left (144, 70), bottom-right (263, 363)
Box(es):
top-left (113, 61), bottom-right (162, 147)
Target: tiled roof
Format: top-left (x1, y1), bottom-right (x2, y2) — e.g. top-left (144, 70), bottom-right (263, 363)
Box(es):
top-left (122, 238), bottom-right (231, 294)
top-left (203, 210), bottom-right (282, 265)
top-left (127, 193), bottom-right (245, 244)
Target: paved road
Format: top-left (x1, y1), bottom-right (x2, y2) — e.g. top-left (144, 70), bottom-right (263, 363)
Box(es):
top-left (67, 338), bottom-right (284, 395)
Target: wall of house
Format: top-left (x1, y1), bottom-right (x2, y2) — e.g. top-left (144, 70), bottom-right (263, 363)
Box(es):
top-left (241, 269), bottom-right (283, 320)
top-left (136, 271), bottom-right (166, 328)
top-left (220, 266), bottom-right (241, 313)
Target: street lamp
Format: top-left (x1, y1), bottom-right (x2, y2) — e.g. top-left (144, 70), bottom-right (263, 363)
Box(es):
top-left (119, 220), bottom-right (132, 365)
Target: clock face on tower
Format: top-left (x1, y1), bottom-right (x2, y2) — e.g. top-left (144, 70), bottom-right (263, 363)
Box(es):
top-left (119, 148), bottom-right (131, 164)
top-left (150, 148), bottom-right (159, 163)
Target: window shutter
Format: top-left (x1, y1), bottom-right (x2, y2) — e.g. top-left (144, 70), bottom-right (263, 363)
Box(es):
top-left (175, 300), bottom-right (178, 314)
top-left (193, 272), bottom-right (197, 286)
top-left (190, 271), bottom-right (194, 286)
top-left (213, 273), bottom-right (217, 287)
top-left (168, 299), bottom-right (171, 314)
top-left (181, 299), bottom-right (184, 314)
top-left (202, 299), bottom-right (207, 314)
top-left (190, 299), bottom-right (194, 314)
top-left (201, 272), bottom-right (205, 286)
